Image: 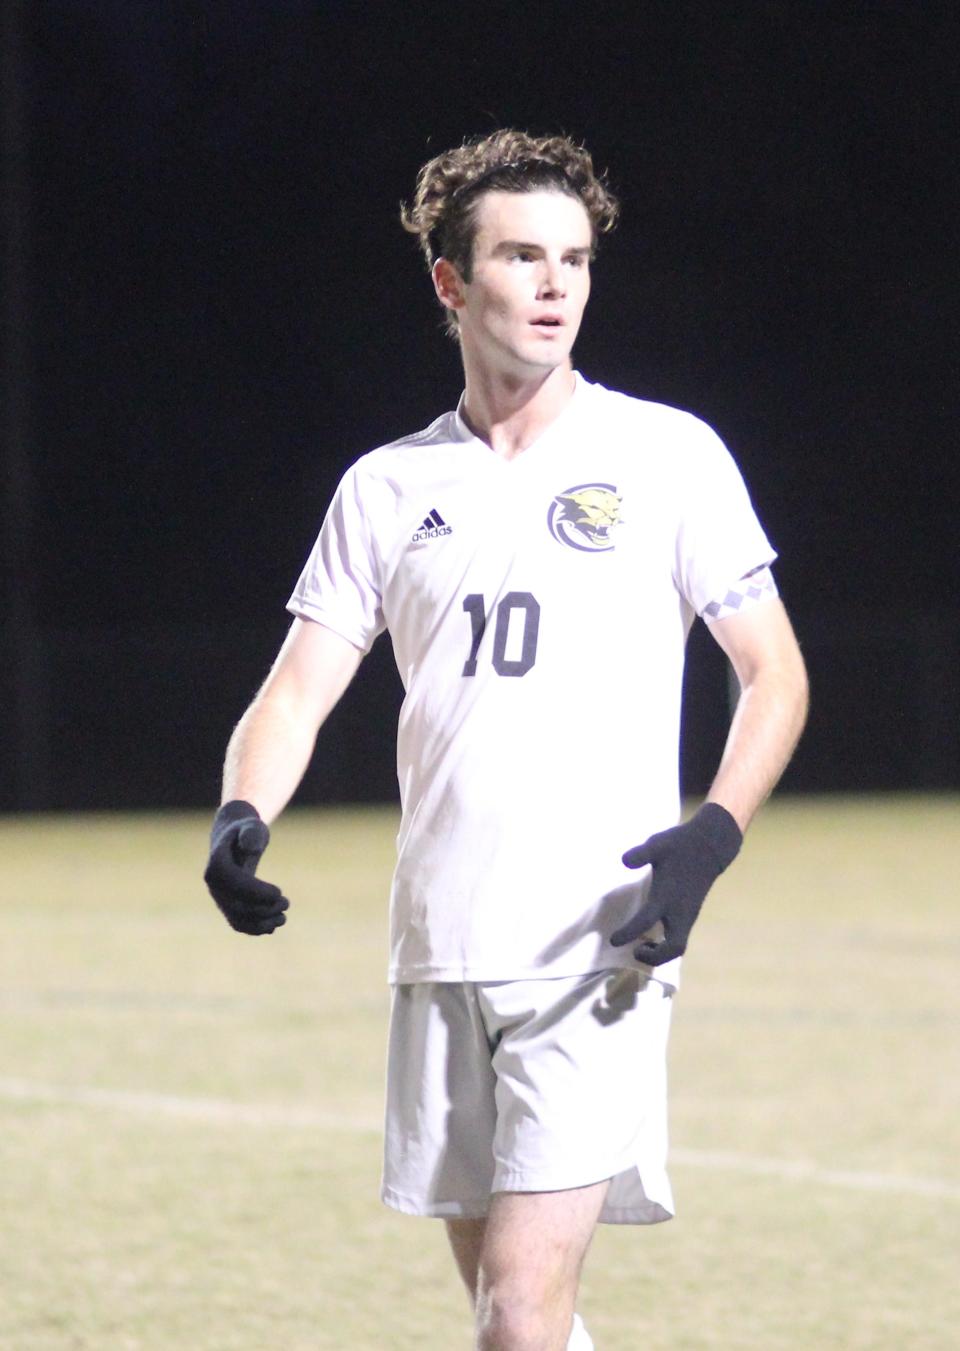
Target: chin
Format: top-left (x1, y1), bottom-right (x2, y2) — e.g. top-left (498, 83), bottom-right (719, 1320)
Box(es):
top-left (516, 341), bottom-right (573, 371)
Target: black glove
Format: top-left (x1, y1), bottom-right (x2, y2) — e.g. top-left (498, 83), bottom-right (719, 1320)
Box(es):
top-left (204, 800), bottom-right (289, 935)
top-left (609, 803), bottom-right (742, 966)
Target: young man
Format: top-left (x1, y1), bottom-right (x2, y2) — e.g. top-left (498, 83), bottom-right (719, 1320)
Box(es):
top-left (204, 130), bottom-right (808, 1351)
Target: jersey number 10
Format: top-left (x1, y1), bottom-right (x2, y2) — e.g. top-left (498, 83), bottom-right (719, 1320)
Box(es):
top-left (462, 592), bottom-right (541, 678)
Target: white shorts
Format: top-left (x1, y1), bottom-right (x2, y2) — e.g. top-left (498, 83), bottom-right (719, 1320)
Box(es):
top-left (381, 969), bottom-right (675, 1226)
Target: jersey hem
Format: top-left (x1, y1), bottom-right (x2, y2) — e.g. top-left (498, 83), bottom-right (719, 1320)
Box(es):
top-left (387, 960), bottom-right (680, 993)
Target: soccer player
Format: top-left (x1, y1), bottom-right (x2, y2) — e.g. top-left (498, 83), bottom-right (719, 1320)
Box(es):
top-left (204, 129), bottom-right (809, 1351)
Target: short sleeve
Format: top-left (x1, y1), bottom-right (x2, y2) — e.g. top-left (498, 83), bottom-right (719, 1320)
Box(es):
top-left (286, 463), bottom-right (386, 652)
top-left (673, 420), bottom-right (777, 617)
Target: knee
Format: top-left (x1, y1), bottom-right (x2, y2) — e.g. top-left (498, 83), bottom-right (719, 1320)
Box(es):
top-left (475, 1286), bottom-right (540, 1349)
top-left (475, 1275), bottom-right (567, 1350)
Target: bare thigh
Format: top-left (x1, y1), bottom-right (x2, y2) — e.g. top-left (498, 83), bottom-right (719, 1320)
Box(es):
top-left (447, 1216), bottom-right (486, 1303)
top-left (447, 1179), bottom-right (609, 1320)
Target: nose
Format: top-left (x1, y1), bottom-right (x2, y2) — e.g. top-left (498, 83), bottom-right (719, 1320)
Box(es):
top-left (538, 258), bottom-right (566, 298)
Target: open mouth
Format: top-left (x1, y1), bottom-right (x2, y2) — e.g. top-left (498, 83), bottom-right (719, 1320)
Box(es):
top-left (531, 318), bottom-right (563, 328)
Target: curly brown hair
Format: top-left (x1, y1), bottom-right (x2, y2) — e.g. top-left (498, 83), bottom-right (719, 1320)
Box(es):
top-left (400, 129), bottom-right (620, 335)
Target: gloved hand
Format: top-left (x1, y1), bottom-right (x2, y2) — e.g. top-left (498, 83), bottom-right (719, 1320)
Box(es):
top-left (609, 802), bottom-right (742, 966)
top-left (204, 799), bottom-right (289, 935)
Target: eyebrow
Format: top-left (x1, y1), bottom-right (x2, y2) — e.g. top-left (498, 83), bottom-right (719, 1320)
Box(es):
top-left (494, 240), bottom-right (593, 257)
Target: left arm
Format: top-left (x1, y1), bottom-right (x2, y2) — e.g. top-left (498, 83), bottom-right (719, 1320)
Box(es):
top-left (703, 596), bottom-right (809, 831)
top-left (610, 597), bottom-right (808, 964)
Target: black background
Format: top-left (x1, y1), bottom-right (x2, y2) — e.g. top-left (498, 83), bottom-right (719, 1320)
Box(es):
top-left (2, 0), bottom-right (958, 810)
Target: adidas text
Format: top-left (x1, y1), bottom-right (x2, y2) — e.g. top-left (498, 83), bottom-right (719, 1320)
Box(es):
top-left (412, 524), bottom-right (453, 542)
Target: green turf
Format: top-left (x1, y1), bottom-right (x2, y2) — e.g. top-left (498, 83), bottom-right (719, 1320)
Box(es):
top-left (0, 798), bottom-right (957, 1349)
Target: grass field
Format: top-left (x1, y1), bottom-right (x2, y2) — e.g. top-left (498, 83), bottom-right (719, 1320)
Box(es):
top-left (0, 796), bottom-right (957, 1350)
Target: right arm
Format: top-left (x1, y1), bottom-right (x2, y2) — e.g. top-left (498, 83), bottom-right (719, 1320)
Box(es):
top-left (221, 616), bottom-right (365, 823)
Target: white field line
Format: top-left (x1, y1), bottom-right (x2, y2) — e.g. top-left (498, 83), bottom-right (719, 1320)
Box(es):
top-left (0, 1075), bottom-right (378, 1133)
top-left (2, 1074), bottom-right (959, 1202)
top-left (668, 1148), bottom-right (960, 1201)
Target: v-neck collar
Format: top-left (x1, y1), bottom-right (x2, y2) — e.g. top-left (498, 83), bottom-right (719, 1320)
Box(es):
top-left (451, 372), bottom-right (588, 466)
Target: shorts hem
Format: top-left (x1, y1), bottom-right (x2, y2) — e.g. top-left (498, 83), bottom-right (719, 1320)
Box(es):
top-left (381, 1184), bottom-right (490, 1220)
top-left (489, 1170), bottom-right (675, 1228)
top-left (492, 1165), bottom-right (614, 1194)
top-left (598, 1201), bottom-right (674, 1226)
top-left (381, 1185), bottom-right (674, 1227)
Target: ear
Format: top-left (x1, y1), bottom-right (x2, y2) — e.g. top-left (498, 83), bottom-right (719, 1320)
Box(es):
top-left (432, 257), bottom-right (465, 314)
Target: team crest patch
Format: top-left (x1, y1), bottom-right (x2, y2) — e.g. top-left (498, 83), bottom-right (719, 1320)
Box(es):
top-left (547, 482), bottom-right (623, 552)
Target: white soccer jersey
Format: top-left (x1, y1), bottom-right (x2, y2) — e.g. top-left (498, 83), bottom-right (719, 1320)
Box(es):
top-left (288, 375), bottom-right (776, 986)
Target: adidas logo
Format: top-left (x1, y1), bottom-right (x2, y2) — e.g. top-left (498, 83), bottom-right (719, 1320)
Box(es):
top-left (412, 508), bottom-right (453, 542)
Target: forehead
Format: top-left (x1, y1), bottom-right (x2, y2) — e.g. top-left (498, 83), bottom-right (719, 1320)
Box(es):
top-left (470, 189), bottom-right (592, 252)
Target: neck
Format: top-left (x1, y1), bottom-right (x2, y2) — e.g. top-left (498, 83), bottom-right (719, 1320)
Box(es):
top-left (459, 359), bottom-right (576, 460)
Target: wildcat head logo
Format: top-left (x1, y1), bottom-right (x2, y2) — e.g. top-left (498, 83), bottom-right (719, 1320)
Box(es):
top-left (547, 483), bottom-right (623, 552)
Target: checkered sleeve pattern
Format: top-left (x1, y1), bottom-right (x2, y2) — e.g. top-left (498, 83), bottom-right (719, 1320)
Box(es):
top-left (702, 564), bottom-right (778, 622)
